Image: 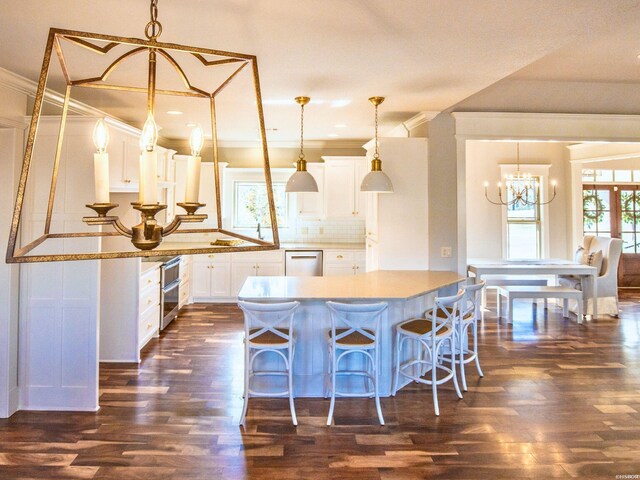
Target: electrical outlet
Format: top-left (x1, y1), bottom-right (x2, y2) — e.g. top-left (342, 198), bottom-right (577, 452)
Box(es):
top-left (441, 246), bottom-right (452, 258)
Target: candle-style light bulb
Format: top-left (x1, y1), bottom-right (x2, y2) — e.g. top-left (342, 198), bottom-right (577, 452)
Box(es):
top-left (140, 113), bottom-right (158, 152)
top-left (189, 125), bottom-right (204, 157)
top-left (93, 119), bottom-right (109, 153)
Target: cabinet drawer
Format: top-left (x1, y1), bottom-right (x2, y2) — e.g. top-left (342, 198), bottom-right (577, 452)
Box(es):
top-left (139, 304), bottom-right (160, 347)
top-left (179, 281), bottom-right (190, 306)
top-left (355, 250), bottom-right (366, 263)
top-left (139, 285), bottom-right (160, 315)
top-left (140, 267), bottom-right (161, 290)
top-left (231, 250), bottom-right (283, 263)
top-left (324, 250), bottom-right (355, 264)
top-left (194, 253), bottom-right (231, 264)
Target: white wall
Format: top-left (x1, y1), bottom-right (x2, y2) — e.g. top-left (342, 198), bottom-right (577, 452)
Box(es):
top-left (0, 84), bottom-right (27, 418)
top-left (465, 141), bottom-right (570, 260)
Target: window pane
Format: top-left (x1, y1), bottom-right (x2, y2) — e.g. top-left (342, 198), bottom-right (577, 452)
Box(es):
top-left (598, 211), bottom-right (611, 233)
top-left (596, 189), bottom-right (610, 210)
top-left (595, 169), bottom-right (613, 182)
top-left (614, 170), bottom-right (632, 182)
top-left (621, 190), bottom-right (635, 211)
top-left (507, 223), bottom-right (539, 259)
top-left (583, 211), bottom-right (598, 232)
top-left (234, 182), bottom-right (287, 228)
top-left (622, 233), bottom-right (637, 253)
top-left (506, 178), bottom-right (539, 220)
top-left (634, 170), bottom-right (640, 182)
top-left (621, 213), bottom-right (635, 232)
top-left (583, 189), bottom-right (596, 210)
top-left (582, 169), bottom-right (595, 182)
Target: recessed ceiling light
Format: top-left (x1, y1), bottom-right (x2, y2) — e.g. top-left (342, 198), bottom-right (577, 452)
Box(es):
top-left (334, 124), bottom-right (347, 128)
top-left (331, 99), bottom-right (351, 108)
top-left (328, 133), bottom-right (339, 138)
top-left (167, 110), bottom-right (183, 115)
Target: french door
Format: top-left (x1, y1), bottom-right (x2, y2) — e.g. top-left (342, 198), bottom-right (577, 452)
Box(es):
top-left (583, 184), bottom-right (640, 287)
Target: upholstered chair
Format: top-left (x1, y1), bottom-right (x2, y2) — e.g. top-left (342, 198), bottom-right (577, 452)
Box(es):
top-left (559, 236), bottom-right (623, 316)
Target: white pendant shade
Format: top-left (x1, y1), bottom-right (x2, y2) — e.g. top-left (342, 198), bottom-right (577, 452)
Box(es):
top-left (286, 170), bottom-right (319, 192)
top-left (361, 170), bottom-right (394, 193)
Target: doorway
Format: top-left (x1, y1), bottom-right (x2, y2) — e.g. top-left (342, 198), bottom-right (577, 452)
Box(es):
top-left (583, 184), bottom-right (640, 287)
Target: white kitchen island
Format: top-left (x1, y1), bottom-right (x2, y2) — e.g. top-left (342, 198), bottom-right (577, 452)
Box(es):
top-left (237, 270), bottom-right (465, 397)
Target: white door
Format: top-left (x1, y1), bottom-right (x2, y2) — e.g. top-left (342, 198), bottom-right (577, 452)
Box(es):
top-left (191, 261), bottom-right (212, 298)
top-left (210, 263), bottom-right (231, 297)
top-left (325, 160), bottom-right (356, 218)
top-left (231, 263), bottom-right (257, 296)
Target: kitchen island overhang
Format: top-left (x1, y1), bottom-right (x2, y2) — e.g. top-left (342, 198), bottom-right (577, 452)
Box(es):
top-left (238, 270), bottom-right (466, 397)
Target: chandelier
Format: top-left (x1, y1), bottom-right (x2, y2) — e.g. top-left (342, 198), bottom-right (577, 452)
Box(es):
top-left (361, 97), bottom-right (393, 193)
top-left (484, 143), bottom-right (557, 207)
top-left (6, 0), bottom-right (279, 263)
top-left (285, 96), bottom-right (318, 193)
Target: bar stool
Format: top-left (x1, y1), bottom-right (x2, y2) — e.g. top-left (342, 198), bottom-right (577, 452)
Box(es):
top-left (237, 300), bottom-right (300, 427)
top-left (392, 290), bottom-right (464, 416)
top-left (325, 301), bottom-right (388, 426)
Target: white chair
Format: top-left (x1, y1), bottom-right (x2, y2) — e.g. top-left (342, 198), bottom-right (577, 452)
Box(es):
top-left (392, 290), bottom-right (464, 416)
top-left (559, 235), bottom-right (623, 316)
top-left (325, 301), bottom-right (388, 426)
top-left (237, 300), bottom-right (299, 427)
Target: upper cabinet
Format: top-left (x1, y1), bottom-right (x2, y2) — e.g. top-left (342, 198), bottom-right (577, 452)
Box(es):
top-left (295, 162), bottom-right (325, 219)
top-left (322, 156), bottom-right (368, 218)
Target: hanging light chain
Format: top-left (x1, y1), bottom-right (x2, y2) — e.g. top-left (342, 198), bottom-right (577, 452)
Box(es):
top-left (373, 101), bottom-right (380, 159)
top-left (145, 0), bottom-right (163, 40)
top-left (299, 102), bottom-right (305, 160)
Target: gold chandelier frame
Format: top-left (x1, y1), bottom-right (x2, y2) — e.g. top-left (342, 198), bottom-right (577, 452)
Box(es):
top-left (6, 25), bottom-right (280, 263)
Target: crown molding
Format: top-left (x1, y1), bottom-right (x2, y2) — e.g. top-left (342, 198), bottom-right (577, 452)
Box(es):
top-left (403, 111), bottom-right (440, 131)
top-left (165, 138), bottom-right (368, 150)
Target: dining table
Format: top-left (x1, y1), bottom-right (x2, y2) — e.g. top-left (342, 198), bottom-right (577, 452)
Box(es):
top-left (467, 258), bottom-right (599, 319)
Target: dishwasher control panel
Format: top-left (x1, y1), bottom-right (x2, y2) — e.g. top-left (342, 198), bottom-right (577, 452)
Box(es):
top-left (285, 250), bottom-right (323, 276)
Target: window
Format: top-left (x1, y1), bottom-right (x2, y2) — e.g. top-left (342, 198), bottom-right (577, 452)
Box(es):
top-left (581, 168), bottom-right (640, 183)
top-left (506, 178), bottom-right (541, 259)
top-left (233, 181), bottom-right (288, 228)
top-left (583, 187), bottom-right (611, 237)
top-left (620, 188), bottom-right (640, 253)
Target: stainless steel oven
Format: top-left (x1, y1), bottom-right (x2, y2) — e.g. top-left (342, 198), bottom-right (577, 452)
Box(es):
top-left (160, 256), bottom-right (181, 330)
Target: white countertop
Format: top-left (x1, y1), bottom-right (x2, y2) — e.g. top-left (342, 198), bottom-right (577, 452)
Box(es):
top-left (156, 241), bottom-right (365, 252)
top-left (238, 270), bottom-right (465, 301)
top-left (140, 261), bottom-right (162, 273)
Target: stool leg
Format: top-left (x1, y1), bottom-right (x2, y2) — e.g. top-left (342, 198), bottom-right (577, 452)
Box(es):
top-left (459, 325), bottom-right (468, 392)
top-left (563, 298), bottom-right (569, 318)
top-left (432, 344), bottom-right (439, 416)
top-left (240, 343), bottom-right (250, 427)
top-left (508, 296), bottom-right (514, 324)
top-left (451, 337), bottom-right (463, 400)
top-left (287, 345), bottom-right (297, 426)
top-left (374, 345), bottom-right (384, 425)
top-left (392, 331), bottom-right (401, 396)
top-left (327, 347), bottom-right (337, 426)
top-left (577, 297), bottom-right (583, 324)
top-left (544, 298), bottom-right (548, 310)
top-left (473, 320), bottom-right (484, 377)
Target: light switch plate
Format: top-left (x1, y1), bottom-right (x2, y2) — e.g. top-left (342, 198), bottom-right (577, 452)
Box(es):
top-left (441, 246), bottom-right (452, 258)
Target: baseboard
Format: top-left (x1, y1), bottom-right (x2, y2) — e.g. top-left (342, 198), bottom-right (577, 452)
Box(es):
top-left (18, 404), bottom-right (100, 412)
top-left (99, 358), bottom-right (140, 364)
top-left (8, 386), bottom-right (19, 416)
top-left (192, 297), bottom-right (238, 304)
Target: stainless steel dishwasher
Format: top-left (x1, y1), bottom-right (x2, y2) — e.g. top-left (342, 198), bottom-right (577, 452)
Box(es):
top-left (285, 250), bottom-right (323, 276)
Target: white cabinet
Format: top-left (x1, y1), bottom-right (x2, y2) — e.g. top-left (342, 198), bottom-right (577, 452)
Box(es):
top-left (295, 162), bottom-right (325, 218)
top-left (179, 255), bottom-right (192, 308)
top-left (192, 253), bottom-right (232, 299)
top-left (138, 266), bottom-right (161, 349)
top-left (109, 134), bottom-right (141, 192)
top-left (231, 251), bottom-right (285, 296)
top-left (322, 156), bottom-right (368, 218)
top-left (323, 249), bottom-right (366, 276)
top-left (364, 138), bottom-right (429, 270)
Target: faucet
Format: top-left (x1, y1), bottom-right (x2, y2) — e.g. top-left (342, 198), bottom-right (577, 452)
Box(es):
top-left (256, 222), bottom-right (263, 240)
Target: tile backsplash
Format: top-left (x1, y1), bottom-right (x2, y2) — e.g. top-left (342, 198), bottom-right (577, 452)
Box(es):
top-left (285, 218), bottom-right (365, 243)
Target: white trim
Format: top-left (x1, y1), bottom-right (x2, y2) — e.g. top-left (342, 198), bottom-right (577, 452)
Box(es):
top-left (216, 139), bottom-right (368, 149)
top-left (0, 116), bottom-right (26, 129)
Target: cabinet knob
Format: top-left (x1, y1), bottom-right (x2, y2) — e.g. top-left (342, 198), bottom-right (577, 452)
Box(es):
top-left (356, 266), bottom-right (359, 270)
top-left (147, 323), bottom-right (152, 330)
top-left (337, 255), bottom-right (343, 259)
top-left (147, 279), bottom-right (152, 284)
top-left (147, 299), bottom-right (152, 305)
top-left (208, 254), bottom-right (215, 258)
top-left (299, 210), bottom-right (302, 214)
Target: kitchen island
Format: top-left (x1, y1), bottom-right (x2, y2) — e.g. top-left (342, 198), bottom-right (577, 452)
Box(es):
top-left (238, 270), bottom-right (465, 397)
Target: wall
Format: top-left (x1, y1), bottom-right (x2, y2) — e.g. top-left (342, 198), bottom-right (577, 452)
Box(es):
top-left (465, 141), bottom-right (570, 260)
top-left (0, 84), bottom-right (27, 418)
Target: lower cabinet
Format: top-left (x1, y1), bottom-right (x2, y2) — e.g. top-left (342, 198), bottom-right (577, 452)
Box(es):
top-left (178, 256), bottom-right (192, 308)
top-left (323, 249), bottom-right (366, 276)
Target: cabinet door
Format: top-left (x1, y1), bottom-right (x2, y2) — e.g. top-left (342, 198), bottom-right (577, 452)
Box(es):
top-left (124, 136), bottom-right (140, 190)
top-left (231, 263), bottom-right (257, 296)
top-left (355, 250), bottom-right (366, 274)
top-left (191, 261), bottom-right (212, 298)
top-left (296, 163), bottom-right (325, 218)
top-left (365, 191), bottom-right (379, 242)
top-left (210, 263), bottom-right (231, 297)
top-left (108, 131), bottom-right (130, 191)
top-left (323, 264), bottom-right (356, 276)
top-left (324, 161), bottom-right (356, 218)
top-left (354, 158), bottom-right (369, 218)
top-left (256, 262), bottom-right (284, 277)
top-left (366, 239), bottom-right (379, 272)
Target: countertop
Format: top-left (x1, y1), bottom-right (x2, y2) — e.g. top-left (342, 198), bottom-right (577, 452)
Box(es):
top-left (140, 261), bottom-right (162, 274)
top-left (237, 270), bottom-right (465, 301)
top-left (156, 241), bottom-right (365, 252)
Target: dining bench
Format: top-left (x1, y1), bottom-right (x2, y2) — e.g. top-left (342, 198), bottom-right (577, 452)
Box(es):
top-left (496, 285), bottom-right (583, 324)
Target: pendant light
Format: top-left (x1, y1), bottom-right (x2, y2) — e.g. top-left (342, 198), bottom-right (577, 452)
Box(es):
top-left (361, 96), bottom-right (393, 193)
top-left (286, 96), bottom-right (319, 192)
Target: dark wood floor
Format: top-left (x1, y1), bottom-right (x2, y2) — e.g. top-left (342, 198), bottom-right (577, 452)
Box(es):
top-left (1, 293), bottom-right (640, 479)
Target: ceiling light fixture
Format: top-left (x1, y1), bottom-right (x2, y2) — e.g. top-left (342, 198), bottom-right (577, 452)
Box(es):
top-left (285, 96), bottom-right (318, 193)
top-left (484, 143), bottom-right (557, 206)
top-left (361, 96), bottom-right (393, 193)
top-left (6, 0), bottom-right (279, 263)
top-left (166, 110), bottom-right (183, 115)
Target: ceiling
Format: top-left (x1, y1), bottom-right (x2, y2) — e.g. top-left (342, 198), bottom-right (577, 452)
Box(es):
top-left (2, 0), bottom-right (640, 144)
